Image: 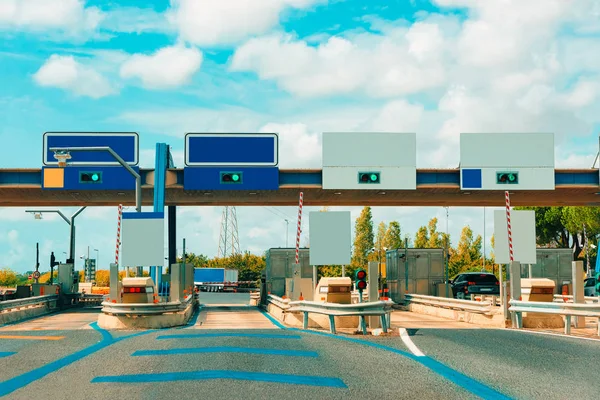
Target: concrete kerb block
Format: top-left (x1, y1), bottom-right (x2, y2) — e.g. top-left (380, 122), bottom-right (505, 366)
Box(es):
top-left (97, 299), bottom-right (197, 330)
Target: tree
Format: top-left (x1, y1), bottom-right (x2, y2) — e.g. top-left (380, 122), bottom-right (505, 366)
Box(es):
top-left (370, 222), bottom-right (387, 262)
top-left (351, 206), bottom-right (374, 273)
top-left (427, 218), bottom-right (443, 248)
top-left (177, 252), bottom-right (210, 268)
top-left (384, 221), bottom-right (403, 250)
top-left (448, 226), bottom-right (482, 277)
top-left (0, 268), bottom-right (19, 286)
top-left (414, 226), bottom-right (429, 248)
top-left (95, 270), bottom-right (110, 287)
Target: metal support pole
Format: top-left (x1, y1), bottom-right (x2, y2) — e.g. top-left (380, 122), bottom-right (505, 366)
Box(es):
top-left (50, 146), bottom-right (141, 212)
top-left (27, 206), bottom-right (85, 263)
top-left (509, 261), bottom-right (521, 328)
top-left (572, 260), bottom-right (585, 328)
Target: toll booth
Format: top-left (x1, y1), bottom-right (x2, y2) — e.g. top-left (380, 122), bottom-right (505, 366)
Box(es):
top-left (31, 284), bottom-right (61, 297)
top-left (57, 263), bottom-right (78, 294)
top-left (121, 277), bottom-right (155, 304)
top-left (520, 278), bottom-right (563, 328)
top-left (521, 278), bottom-right (556, 302)
top-left (314, 277), bottom-right (352, 304)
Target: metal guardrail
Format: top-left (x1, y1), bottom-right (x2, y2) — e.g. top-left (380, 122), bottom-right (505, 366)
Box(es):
top-left (267, 294), bottom-right (393, 334)
top-left (101, 295), bottom-right (195, 315)
top-left (405, 293), bottom-right (495, 315)
top-left (509, 299), bottom-right (600, 336)
top-left (78, 294), bottom-right (106, 304)
top-left (0, 295), bottom-right (58, 313)
top-left (553, 294), bottom-right (599, 304)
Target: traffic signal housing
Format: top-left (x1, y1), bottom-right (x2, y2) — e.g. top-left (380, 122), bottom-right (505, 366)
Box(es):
top-left (79, 171), bottom-right (102, 183)
top-left (220, 172), bottom-right (243, 184)
top-left (355, 268), bottom-right (367, 292)
top-left (496, 172), bottom-right (518, 184)
top-left (358, 172), bottom-right (380, 184)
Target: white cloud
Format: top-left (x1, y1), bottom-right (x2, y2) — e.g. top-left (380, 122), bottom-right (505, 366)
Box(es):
top-left (100, 6), bottom-right (174, 35)
top-left (33, 54), bottom-right (116, 98)
top-left (259, 123), bottom-right (321, 168)
top-left (166, 0), bottom-right (326, 46)
top-left (120, 45), bottom-right (203, 89)
top-left (230, 30), bottom-right (448, 98)
top-left (0, 0), bottom-right (103, 34)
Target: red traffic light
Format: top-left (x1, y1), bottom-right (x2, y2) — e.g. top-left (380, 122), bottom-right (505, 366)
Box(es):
top-left (356, 280), bottom-right (367, 290)
top-left (356, 270), bottom-right (366, 280)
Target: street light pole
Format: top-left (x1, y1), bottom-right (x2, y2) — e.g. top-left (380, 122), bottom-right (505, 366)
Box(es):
top-left (285, 219), bottom-right (289, 247)
top-left (444, 207), bottom-right (449, 298)
top-left (26, 206), bottom-right (86, 262)
top-left (49, 146), bottom-right (141, 212)
top-left (94, 248), bottom-right (99, 269)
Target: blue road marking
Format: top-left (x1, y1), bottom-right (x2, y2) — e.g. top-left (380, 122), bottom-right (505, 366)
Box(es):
top-left (132, 346), bottom-right (318, 357)
top-left (157, 333), bottom-right (302, 340)
top-left (175, 305), bottom-right (201, 329)
top-left (259, 309), bottom-right (286, 329)
top-left (0, 322), bottom-right (155, 397)
top-left (259, 311), bottom-right (512, 400)
top-left (92, 370), bottom-right (347, 388)
top-left (0, 352), bottom-right (16, 358)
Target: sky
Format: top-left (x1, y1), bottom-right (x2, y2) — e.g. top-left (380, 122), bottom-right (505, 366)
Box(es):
top-left (1, 0), bottom-right (600, 273)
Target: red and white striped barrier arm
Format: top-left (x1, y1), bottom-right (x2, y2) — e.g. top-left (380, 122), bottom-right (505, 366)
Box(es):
top-left (505, 191), bottom-right (513, 262)
top-left (115, 204), bottom-right (123, 265)
top-left (295, 192), bottom-right (304, 264)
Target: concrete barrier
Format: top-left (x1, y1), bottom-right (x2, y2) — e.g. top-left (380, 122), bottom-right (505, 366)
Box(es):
top-left (0, 301), bottom-right (57, 326)
top-left (406, 302), bottom-right (507, 328)
top-left (98, 300), bottom-right (198, 329)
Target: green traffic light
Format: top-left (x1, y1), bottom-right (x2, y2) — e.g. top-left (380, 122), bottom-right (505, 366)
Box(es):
top-left (91, 173), bottom-right (99, 181)
top-left (232, 174), bottom-right (240, 182)
top-left (370, 174), bottom-right (378, 181)
top-left (508, 174), bottom-right (515, 181)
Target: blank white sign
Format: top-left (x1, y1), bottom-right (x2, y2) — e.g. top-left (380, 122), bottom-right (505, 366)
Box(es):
top-left (309, 211), bottom-right (351, 265)
top-left (121, 213), bottom-right (165, 267)
top-left (493, 210), bottom-right (536, 264)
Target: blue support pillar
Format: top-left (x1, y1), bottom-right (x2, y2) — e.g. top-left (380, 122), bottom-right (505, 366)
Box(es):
top-left (152, 142), bottom-right (169, 288)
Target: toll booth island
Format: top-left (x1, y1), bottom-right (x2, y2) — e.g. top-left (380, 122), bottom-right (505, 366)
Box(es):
top-left (315, 277), bottom-right (352, 304)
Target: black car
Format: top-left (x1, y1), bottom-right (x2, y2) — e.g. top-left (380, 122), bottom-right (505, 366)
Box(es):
top-left (450, 272), bottom-right (500, 299)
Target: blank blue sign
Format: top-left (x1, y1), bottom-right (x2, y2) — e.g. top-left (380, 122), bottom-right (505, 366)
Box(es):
top-left (185, 133), bottom-right (278, 166)
top-left (43, 132), bottom-right (138, 165)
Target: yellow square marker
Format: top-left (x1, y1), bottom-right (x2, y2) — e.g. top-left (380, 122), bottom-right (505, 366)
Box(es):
top-left (43, 168), bottom-right (64, 188)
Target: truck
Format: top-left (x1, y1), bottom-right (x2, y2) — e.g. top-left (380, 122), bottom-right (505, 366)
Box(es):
top-left (194, 268), bottom-right (239, 292)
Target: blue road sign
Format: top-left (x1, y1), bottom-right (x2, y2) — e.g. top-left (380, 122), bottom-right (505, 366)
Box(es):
top-left (183, 167), bottom-right (279, 190)
top-left (185, 133), bottom-right (278, 166)
top-left (43, 132), bottom-right (139, 166)
top-left (42, 166), bottom-right (139, 190)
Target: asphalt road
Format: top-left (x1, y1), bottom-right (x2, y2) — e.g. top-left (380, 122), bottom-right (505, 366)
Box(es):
top-left (0, 301), bottom-right (599, 399)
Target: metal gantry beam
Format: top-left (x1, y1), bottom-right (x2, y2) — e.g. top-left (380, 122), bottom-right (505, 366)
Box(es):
top-left (49, 146), bottom-right (141, 212)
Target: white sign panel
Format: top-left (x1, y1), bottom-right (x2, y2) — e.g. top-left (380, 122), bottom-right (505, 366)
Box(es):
top-left (322, 132), bottom-right (416, 190)
top-left (460, 133), bottom-right (554, 168)
top-left (121, 212), bottom-right (165, 267)
top-left (493, 210), bottom-right (536, 264)
top-left (309, 211), bottom-right (352, 265)
top-left (460, 133), bottom-right (555, 190)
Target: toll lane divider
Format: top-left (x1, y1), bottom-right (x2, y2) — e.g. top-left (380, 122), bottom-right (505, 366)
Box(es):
top-left (157, 333), bottom-right (302, 340)
top-left (91, 370), bottom-right (347, 388)
top-left (0, 322), bottom-right (156, 397)
top-left (258, 309), bottom-right (512, 400)
top-left (132, 346), bottom-right (318, 357)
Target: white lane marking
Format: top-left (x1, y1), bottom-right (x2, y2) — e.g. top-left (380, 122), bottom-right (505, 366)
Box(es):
top-left (399, 328), bottom-right (425, 357)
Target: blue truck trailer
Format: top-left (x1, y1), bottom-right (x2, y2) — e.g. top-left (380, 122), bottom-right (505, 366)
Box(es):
top-left (194, 268), bottom-right (239, 292)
